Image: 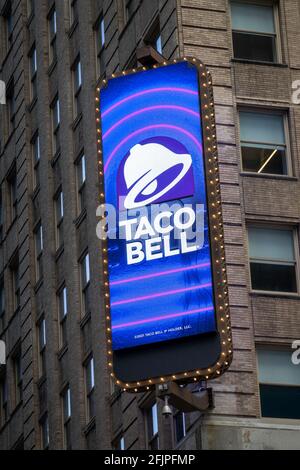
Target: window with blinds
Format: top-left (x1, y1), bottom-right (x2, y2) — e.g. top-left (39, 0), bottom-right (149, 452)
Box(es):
top-left (231, 1), bottom-right (278, 62)
top-left (257, 349), bottom-right (300, 419)
top-left (239, 111), bottom-right (289, 175)
top-left (248, 227), bottom-right (297, 293)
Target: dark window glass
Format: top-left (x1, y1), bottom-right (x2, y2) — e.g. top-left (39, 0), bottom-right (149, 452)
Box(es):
top-left (174, 412), bottom-right (186, 443)
top-left (76, 154), bottom-right (86, 213)
top-left (239, 111), bottom-right (288, 176)
top-left (55, 191), bottom-right (64, 248)
top-left (51, 97), bottom-right (60, 154)
top-left (241, 146), bottom-right (287, 175)
top-left (10, 257), bottom-right (20, 311)
top-left (233, 31), bottom-right (276, 62)
top-left (29, 47), bottom-right (37, 100)
top-left (85, 357), bottom-right (95, 421)
top-left (248, 227), bottom-right (297, 293)
top-left (35, 223), bottom-right (43, 281)
top-left (6, 83), bottom-right (15, 136)
top-left (40, 414), bottom-right (49, 449)
top-left (0, 377), bottom-right (8, 426)
top-left (80, 253), bottom-right (90, 316)
top-left (14, 352), bottom-right (22, 404)
top-left (231, 2), bottom-right (277, 63)
top-left (38, 318), bottom-right (46, 376)
top-left (0, 190), bottom-right (3, 242)
top-left (260, 384), bottom-right (300, 419)
top-left (258, 349), bottom-right (300, 420)
top-left (4, 5), bottom-right (13, 50)
top-left (73, 59), bottom-right (82, 117)
top-left (8, 167), bottom-right (17, 223)
top-left (62, 387), bottom-right (72, 449)
top-left (250, 263), bottom-right (297, 293)
top-left (32, 134), bottom-right (40, 189)
top-left (0, 279), bottom-right (5, 317)
top-left (58, 287), bottom-right (68, 347)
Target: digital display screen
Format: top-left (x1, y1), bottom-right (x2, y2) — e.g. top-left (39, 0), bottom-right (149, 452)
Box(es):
top-left (100, 61), bottom-right (216, 351)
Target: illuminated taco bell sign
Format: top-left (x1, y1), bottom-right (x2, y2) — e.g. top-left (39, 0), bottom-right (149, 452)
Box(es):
top-left (97, 59), bottom-right (232, 389)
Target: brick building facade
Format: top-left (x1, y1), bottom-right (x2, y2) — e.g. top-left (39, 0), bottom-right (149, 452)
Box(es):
top-left (0, 0), bottom-right (300, 450)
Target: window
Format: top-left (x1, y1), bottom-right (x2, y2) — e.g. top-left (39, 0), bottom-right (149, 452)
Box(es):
top-left (58, 287), bottom-right (68, 347)
top-left (7, 166), bottom-right (17, 224)
top-left (85, 357), bottom-right (95, 422)
top-left (38, 317), bottom-right (46, 377)
top-left (40, 413), bottom-right (49, 449)
top-left (76, 154), bottom-right (86, 213)
top-left (54, 190), bottom-right (64, 249)
top-left (62, 387), bottom-right (72, 449)
top-left (73, 58), bottom-right (82, 118)
top-left (48, 8), bottom-right (57, 65)
top-left (80, 253), bottom-right (90, 316)
top-left (13, 351), bottom-right (22, 405)
top-left (51, 96), bottom-right (60, 154)
top-left (248, 227), bottom-right (297, 293)
top-left (35, 223), bottom-right (43, 281)
top-left (124, 0), bottom-right (135, 23)
top-left (174, 412), bottom-right (186, 443)
top-left (95, 17), bottom-right (105, 77)
top-left (0, 279), bottom-right (5, 330)
top-left (147, 403), bottom-right (159, 450)
top-left (231, 1), bottom-right (278, 62)
top-left (29, 46), bottom-right (37, 101)
top-left (69, 0), bottom-right (78, 26)
top-left (10, 257), bottom-right (20, 311)
top-left (257, 348), bottom-right (300, 419)
top-left (0, 377), bottom-right (8, 427)
top-left (113, 434), bottom-right (125, 450)
top-left (155, 34), bottom-right (162, 55)
top-left (239, 111), bottom-right (289, 175)
top-left (27, 0), bottom-right (34, 18)
top-left (6, 82), bottom-right (15, 136)
top-left (0, 189), bottom-right (3, 242)
top-left (3, 4), bottom-right (13, 53)
top-left (32, 133), bottom-right (40, 190)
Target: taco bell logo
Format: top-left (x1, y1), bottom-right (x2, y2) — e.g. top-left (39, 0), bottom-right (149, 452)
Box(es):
top-left (117, 137), bottom-right (195, 211)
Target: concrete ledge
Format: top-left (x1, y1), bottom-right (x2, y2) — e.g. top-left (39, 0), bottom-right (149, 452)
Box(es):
top-left (201, 416), bottom-right (300, 450)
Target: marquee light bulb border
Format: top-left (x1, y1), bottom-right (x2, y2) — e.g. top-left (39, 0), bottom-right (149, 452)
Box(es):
top-left (95, 57), bottom-right (233, 393)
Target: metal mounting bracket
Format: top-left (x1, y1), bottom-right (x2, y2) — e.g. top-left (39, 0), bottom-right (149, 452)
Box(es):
top-left (157, 382), bottom-right (214, 413)
top-left (137, 46), bottom-right (165, 67)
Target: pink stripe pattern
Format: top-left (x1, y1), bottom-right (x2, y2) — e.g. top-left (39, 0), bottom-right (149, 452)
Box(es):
top-left (104, 124), bottom-right (202, 172)
top-left (103, 105), bottom-right (198, 140)
top-left (102, 87), bottom-right (198, 117)
top-left (111, 283), bottom-right (212, 307)
top-left (110, 263), bottom-right (211, 286)
top-left (112, 306), bottom-right (214, 330)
